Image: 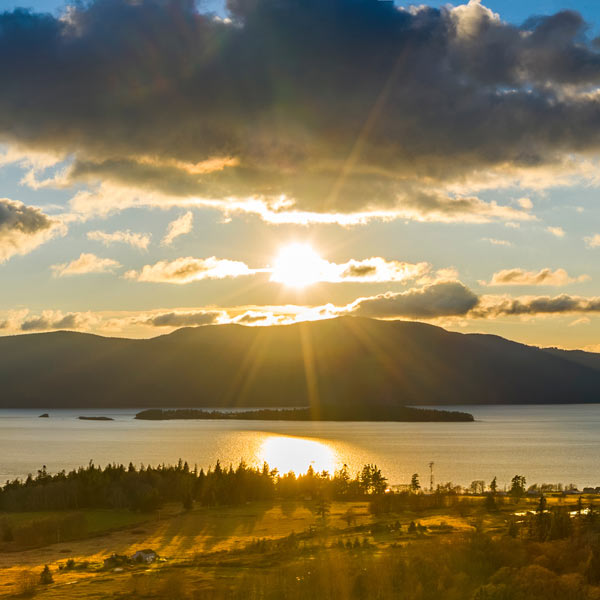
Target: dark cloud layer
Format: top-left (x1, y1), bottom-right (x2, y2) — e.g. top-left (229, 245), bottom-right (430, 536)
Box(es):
top-left (2, 1), bottom-right (600, 215)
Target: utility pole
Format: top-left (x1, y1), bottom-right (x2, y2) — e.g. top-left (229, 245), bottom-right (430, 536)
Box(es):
top-left (429, 462), bottom-right (434, 492)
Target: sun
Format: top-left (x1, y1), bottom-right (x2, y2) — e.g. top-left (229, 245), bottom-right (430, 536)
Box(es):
top-left (259, 435), bottom-right (337, 475)
top-left (270, 243), bottom-right (324, 288)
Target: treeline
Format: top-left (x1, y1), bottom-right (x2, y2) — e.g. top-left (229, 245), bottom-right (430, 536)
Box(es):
top-left (134, 408), bottom-right (315, 421)
top-left (509, 495), bottom-right (600, 542)
top-left (0, 461), bottom-right (388, 512)
top-left (134, 406), bottom-right (474, 422)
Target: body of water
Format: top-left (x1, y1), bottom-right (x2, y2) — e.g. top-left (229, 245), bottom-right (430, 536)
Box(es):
top-left (0, 405), bottom-right (599, 490)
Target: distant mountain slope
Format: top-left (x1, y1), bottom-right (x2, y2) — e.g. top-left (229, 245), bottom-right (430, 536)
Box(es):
top-left (542, 347), bottom-right (600, 372)
top-left (0, 317), bottom-right (599, 409)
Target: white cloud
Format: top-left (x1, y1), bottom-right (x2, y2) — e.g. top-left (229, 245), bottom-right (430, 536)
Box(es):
top-left (482, 238), bottom-right (512, 247)
top-left (270, 249), bottom-right (431, 285)
top-left (162, 211), bottom-right (193, 245)
top-left (87, 229), bottom-right (150, 249)
top-left (125, 256), bottom-right (255, 284)
top-left (66, 182), bottom-right (537, 228)
top-left (52, 253), bottom-right (121, 277)
top-left (584, 234), bottom-right (600, 248)
top-left (125, 251), bottom-right (431, 286)
top-left (484, 268), bottom-right (589, 287)
top-left (546, 226), bottom-right (565, 238)
top-left (450, 0), bottom-right (500, 39)
top-left (517, 197), bottom-right (533, 210)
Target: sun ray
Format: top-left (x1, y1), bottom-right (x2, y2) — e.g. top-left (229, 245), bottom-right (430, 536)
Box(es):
top-left (298, 321), bottom-right (321, 420)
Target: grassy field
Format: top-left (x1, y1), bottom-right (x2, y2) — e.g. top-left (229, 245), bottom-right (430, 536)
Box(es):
top-left (1, 508), bottom-right (152, 535)
top-left (1, 495), bottom-right (599, 599)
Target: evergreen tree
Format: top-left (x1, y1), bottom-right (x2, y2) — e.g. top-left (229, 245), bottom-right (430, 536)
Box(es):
top-left (410, 474), bottom-right (421, 493)
top-left (509, 475), bottom-right (526, 503)
top-left (40, 565), bottom-right (53, 585)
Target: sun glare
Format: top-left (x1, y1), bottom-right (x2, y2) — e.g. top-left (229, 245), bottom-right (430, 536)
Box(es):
top-left (259, 435), bottom-right (337, 475)
top-left (270, 243), bottom-right (325, 288)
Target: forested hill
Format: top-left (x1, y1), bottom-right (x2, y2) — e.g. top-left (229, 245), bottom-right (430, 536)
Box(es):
top-left (0, 316), bottom-right (599, 409)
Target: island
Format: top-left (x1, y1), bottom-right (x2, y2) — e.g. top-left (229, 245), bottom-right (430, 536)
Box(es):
top-left (78, 416), bottom-right (115, 421)
top-left (134, 406), bottom-right (474, 422)
top-left (38, 413), bottom-right (49, 418)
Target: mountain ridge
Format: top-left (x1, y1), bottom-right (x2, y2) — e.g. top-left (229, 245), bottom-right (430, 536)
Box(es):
top-left (0, 316), bottom-right (599, 409)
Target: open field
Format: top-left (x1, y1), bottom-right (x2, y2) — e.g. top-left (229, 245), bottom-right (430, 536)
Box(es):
top-left (2, 494), bottom-right (600, 599)
top-left (0, 499), bottom-right (471, 597)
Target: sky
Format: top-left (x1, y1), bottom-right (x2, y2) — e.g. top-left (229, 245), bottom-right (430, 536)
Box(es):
top-left (1, 0), bottom-right (600, 349)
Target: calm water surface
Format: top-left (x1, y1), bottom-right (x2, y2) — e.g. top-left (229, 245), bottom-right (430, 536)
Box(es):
top-left (1, 405), bottom-right (599, 489)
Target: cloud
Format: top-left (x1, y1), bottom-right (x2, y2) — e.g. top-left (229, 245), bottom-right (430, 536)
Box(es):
top-left (87, 229), bottom-right (150, 249)
top-left (11, 282), bottom-right (600, 338)
top-left (347, 282), bottom-right (600, 321)
top-left (392, 192), bottom-right (536, 224)
top-left (270, 252), bottom-right (430, 284)
top-left (0, 198), bottom-right (62, 262)
top-left (3, 1), bottom-right (600, 221)
top-left (547, 226), bottom-right (566, 238)
top-left (52, 253), bottom-right (121, 276)
top-left (162, 211), bottom-right (193, 245)
top-left (484, 267), bottom-right (589, 286)
top-left (475, 294), bottom-right (600, 317)
top-left (517, 197), bottom-right (533, 210)
top-left (334, 257), bottom-right (431, 282)
top-left (143, 310), bottom-right (221, 327)
top-left (234, 311), bottom-right (270, 324)
top-left (482, 238), bottom-right (512, 247)
top-left (125, 251), bottom-right (430, 285)
top-left (67, 182), bottom-right (533, 226)
top-left (20, 311), bottom-right (94, 331)
top-left (569, 317), bottom-right (590, 326)
top-left (584, 233), bottom-right (600, 248)
top-left (347, 281), bottom-right (480, 319)
top-left (125, 256), bottom-right (255, 283)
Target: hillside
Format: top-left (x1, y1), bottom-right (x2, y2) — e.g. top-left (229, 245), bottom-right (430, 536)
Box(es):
top-left (542, 347), bottom-right (600, 372)
top-left (0, 317), bottom-right (599, 409)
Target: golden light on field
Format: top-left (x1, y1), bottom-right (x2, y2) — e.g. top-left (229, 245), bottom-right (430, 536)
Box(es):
top-left (259, 435), bottom-right (337, 475)
top-left (270, 243), bottom-right (324, 288)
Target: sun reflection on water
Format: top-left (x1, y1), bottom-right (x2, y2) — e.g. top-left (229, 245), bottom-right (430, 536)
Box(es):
top-left (258, 435), bottom-right (337, 475)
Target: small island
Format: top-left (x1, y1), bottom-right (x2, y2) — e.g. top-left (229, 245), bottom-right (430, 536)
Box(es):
top-left (38, 413), bottom-right (49, 418)
top-left (78, 416), bottom-right (114, 421)
top-left (134, 406), bottom-right (474, 422)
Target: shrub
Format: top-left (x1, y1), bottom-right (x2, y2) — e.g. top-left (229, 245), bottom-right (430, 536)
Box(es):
top-left (15, 570), bottom-right (37, 597)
